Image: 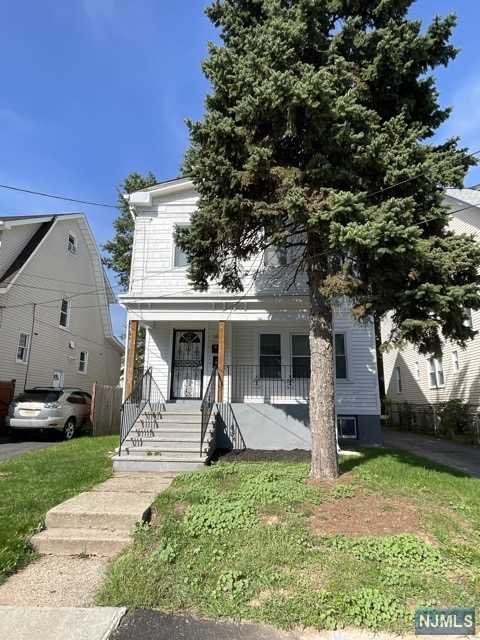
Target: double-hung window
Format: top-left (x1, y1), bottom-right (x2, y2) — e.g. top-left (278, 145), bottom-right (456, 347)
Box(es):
top-left (59, 298), bottom-right (70, 328)
top-left (394, 366), bottom-right (402, 393)
top-left (335, 333), bottom-right (348, 379)
top-left (259, 334), bottom-right (282, 378)
top-left (16, 333), bottom-right (29, 363)
top-left (79, 351), bottom-right (88, 374)
top-left (264, 245), bottom-right (287, 267)
top-left (291, 335), bottom-right (310, 378)
top-left (173, 225), bottom-right (189, 268)
top-left (428, 356), bottom-right (444, 388)
top-left (67, 233), bottom-right (77, 255)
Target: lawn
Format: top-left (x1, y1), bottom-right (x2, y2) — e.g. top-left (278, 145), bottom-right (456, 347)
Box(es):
top-left (0, 435), bottom-right (117, 582)
top-left (98, 449), bottom-right (480, 633)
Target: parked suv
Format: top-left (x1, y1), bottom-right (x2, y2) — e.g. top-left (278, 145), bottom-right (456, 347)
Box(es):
top-left (7, 387), bottom-right (92, 440)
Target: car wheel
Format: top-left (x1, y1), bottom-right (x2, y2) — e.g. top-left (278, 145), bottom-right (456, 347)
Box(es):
top-left (63, 418), bottom-right (76, 441)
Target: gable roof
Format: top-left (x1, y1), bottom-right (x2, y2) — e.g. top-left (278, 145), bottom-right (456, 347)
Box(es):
top-left (446, 188), bottom-right (480, 209)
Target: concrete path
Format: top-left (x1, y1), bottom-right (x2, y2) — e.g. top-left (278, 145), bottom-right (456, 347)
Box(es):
top-left (383, 429), bottom-right (480, 478)
top-left (0, 434), bottom-right (56, 462)
top-left (0, 606), bottom-right (126, 640)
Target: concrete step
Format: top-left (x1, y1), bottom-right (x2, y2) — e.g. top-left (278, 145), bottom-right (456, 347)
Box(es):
top-left (132, 423), bottom-right (202, 433)
top-left (124, 439), bottom-right (206, 451)
top-left (45, 490), bottom-right (153, 531)
top-left (112, 455), bottom-right (206, 473)
top-left (153, 414), bottom-right (202, 424)
top-left (120, 447), bottom-right (207, 458)
top-left (31, 527), bottom-right (130, 557)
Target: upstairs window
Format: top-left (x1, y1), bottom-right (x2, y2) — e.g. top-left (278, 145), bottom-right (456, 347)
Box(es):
top-left (259, 334), bottom-right (282, 378)
top-left (59, 298), bottom-right (70, 328)
top-left (394, 366), bottom-right (402, 393)
top-left (264, 245), bottom-right (287, 268)
top-left (452, 351), bottom-right (460, 373)
top-left (291, 335), bottom-right (310, 378)
top-left (79, 350), bottom-right (88, 374)
top-left (16, 333), bottom-right (29, 363)
top-left (173, 225), bottom-right (189, 268)
top-left (67, 233), bottom-right (77, 255)
top-left (463, 308), bottom-right (473, 329)
top-left (335, 333), bottom-right (348, 379)
top-left (428, 356), bottom-right (444, 388)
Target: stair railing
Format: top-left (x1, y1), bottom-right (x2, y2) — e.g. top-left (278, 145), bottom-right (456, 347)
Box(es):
top-left (119, 367), bottom-right (166, 454)
top-left (200, 367), bottom-right (217, 455)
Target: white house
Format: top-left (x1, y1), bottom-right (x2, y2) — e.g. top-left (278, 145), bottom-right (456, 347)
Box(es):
top-left (115, 178), bottom-right (381, 472)
top-left (382, 188), bottom-right (480, 407)
top-left (0, 214), bottom-right (123, 395)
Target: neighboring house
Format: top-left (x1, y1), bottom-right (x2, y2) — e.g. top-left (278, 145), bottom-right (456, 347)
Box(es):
top-left (115, 178), bottom-right (381, 472)
top-left (0, 214), bottom-right (123, 395)
top-left (382, 188), bottom-right (480, 407)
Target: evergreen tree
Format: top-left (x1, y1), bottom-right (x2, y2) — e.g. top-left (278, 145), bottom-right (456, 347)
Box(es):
top-left (179, 0), bottom-right (480, 480)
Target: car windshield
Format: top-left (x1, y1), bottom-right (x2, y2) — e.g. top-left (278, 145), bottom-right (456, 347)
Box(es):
top-left (15, 390), bottom-right (62, 403)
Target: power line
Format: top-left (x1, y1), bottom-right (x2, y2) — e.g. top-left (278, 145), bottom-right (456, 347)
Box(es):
top-left (0, 183), bottom-right (119, 209)
top-left (34, 317), bottom-right (113, 349)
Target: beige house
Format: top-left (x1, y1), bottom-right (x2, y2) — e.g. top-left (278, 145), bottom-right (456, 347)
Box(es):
top-left (0, 214), bottom-right (123, 393)
top-left (382, 188), bottom-right (480, 407)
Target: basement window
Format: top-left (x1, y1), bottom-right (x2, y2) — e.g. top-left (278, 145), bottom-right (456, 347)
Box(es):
top-left (337, 416), bottom-right (357, 439)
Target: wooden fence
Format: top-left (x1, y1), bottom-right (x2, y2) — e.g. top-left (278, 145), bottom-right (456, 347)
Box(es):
top-left (0, 379), bottom-right (16, 433)
top-left (91, 383), bottom-right (122, 436)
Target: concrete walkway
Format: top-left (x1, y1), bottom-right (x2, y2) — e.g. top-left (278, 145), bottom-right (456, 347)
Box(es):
top-left (0, 606), bottom-right (126, 640)
top-left (383, 429), bottom-right (480, 477)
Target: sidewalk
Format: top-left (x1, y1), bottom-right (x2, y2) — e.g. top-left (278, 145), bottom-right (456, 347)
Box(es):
top-left (383, 429), bottom-right (480, 477)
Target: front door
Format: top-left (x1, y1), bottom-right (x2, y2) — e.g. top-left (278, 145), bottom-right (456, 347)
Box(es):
top-left (170, 330), bottom-right (205, 400)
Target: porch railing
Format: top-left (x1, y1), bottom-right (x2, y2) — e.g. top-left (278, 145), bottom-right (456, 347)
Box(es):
top-left (200, 367), bottom-right (217, 455)
top-left (119, 367), bottom-right (166, 454)
top-left (224, 364), bottom-right (310, 402)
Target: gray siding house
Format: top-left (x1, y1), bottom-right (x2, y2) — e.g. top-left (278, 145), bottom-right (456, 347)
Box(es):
top-left (115, 178), bottom-right (381, 472)
top-left (0, 214), bottom-right (123, 393)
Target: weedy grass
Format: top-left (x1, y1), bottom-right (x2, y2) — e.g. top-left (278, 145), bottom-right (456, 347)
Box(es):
top-left (0, 435), bottom-right (116, 582)
top-left (98, 448), bottom-right (480, 632)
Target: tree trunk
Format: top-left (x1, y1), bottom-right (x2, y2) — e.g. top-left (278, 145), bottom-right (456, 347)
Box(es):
top-left (308, 268), bottom-right (339, 481)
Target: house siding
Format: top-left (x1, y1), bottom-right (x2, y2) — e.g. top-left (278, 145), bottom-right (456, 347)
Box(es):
top-left (0, 218), bottom-right (121, 391)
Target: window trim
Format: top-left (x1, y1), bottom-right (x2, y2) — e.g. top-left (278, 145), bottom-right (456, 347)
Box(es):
top-left (59, 298), bottom-right (71, 329)
top-left (334, 332), bottom-right (348, 380)
top-left (428, 356), bottom-right (445, 388)
top-left (66, 231), bottom-right (77, 255)
top-left (337, 415), bottom-right (358, 439)
top-left (16, 332), bottom-right (30, 363)
top-left (172, 224), bottom-right (189, 269)
top-left (79, 350), bottom-right (89, 374)
top-left (258, 332), bottom-right (282, 379)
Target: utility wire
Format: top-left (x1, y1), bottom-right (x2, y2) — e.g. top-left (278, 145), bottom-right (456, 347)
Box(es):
top-left (0, 184), bottom-right (119, 209)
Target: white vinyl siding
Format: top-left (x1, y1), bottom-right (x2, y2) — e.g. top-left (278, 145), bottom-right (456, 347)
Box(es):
top-left (16, 333), bottom-right (29, 363)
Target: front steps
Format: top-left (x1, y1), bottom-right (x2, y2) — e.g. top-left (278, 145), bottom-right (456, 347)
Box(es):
top-left (112, 404), bottom-right (216, 473)
top-left (31, 473), bottom-right (175, 557)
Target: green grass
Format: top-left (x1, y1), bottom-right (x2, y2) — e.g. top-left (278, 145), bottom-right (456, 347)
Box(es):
top-left (98, 449), bottom-right (480, 632)
top-left (0, 435), bottom-right (117, 582)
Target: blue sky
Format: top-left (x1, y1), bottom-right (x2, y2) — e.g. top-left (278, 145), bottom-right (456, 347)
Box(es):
top-left (0, 1), bottom-right (478, 338)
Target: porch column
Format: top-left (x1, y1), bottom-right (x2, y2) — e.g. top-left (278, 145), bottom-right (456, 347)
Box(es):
top-left (217, 320), bottom-right (226, 402)
top-left (124, 319), bottom-right (139, 398)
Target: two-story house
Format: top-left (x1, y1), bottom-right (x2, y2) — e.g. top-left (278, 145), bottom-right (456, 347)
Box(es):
top-left (115, 177), bottom-right (381, 472)
top-left (382, 188), bottom-right (480, 408)
top-left (0, 214), bottom-right (123, 399)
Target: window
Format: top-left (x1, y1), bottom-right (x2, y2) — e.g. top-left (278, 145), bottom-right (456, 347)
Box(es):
top-left (335, 333), bottom-right (347, 379)
top-left (259, 334), bottom-right (281, 378)
top-left (291, 335), bottom-right (310, 378)
top-left (394, 366), bottom-right (402, 393)
top-left (428, 356), bottom-right (444, 388)
top-left (16, 333), bottom-right (29, 363)
top-left (463, 309), bottom-right (473, 329)
top-left (414, 361), bottom-right (420, 380)
top-left (79, 350), bottom-right (88, 374)
top-left (337, 416), bottom-right (357, 439)
top-left (173, 225), bottom-right (189, 268)
top-left (264, 245), bottom-right (287, 267)
top-left (0, 306), bottom-right (3, 328)
top-left (452, 350), bottom-right (460, 373)
top-left (67, 233), bottom-right (77, 254)
top-left (59, 298), bottom-right (70, 328)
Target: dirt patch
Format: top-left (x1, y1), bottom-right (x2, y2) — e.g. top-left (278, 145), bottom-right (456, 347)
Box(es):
top-left (174, 501), bottom-right (187, 517)
top-left (261, 514), bottom-right (281, 526)
top-left (310, 492), bottom-right (424, 537)
top-left (248, 588), bottom-right (291, 609)
top-left (219, 449), bottom-right (311, 463)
